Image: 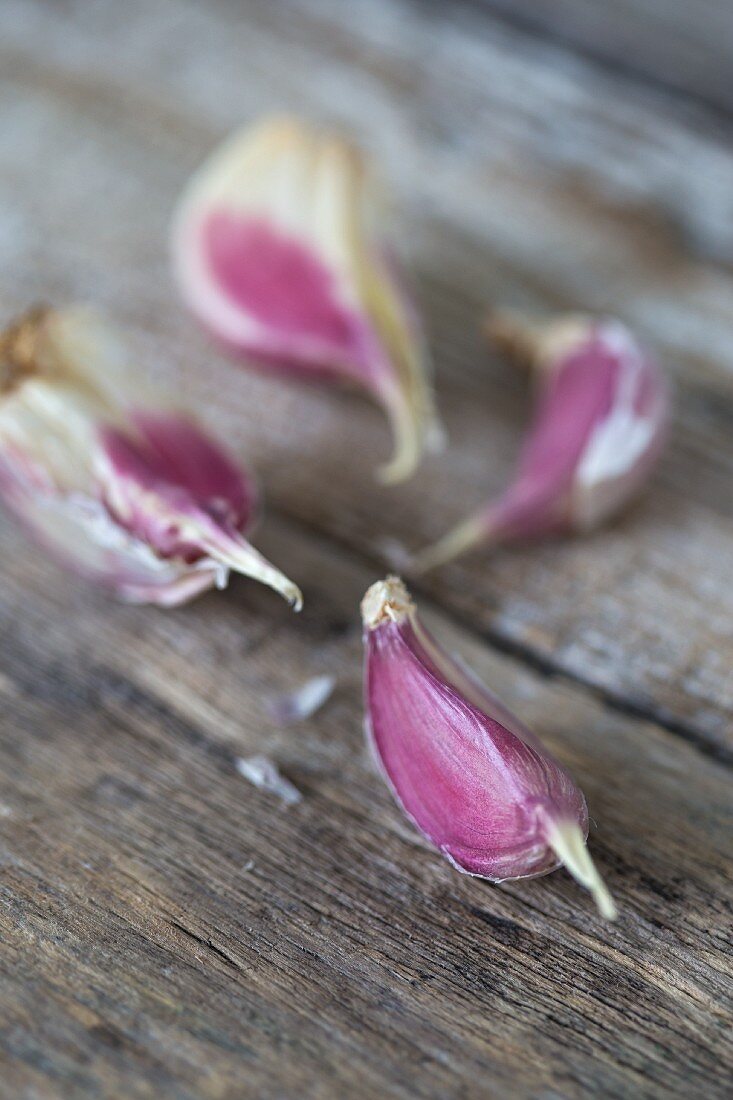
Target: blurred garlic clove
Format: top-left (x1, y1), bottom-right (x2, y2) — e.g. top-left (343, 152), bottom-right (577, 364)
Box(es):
top-left (171, 115), bottom-right (442, 483)
top-left (413, 310), bottom-right (669, 570)
top-left (362, 576), bottom-right (616, 919)
top-left (0, 305), bottom-right (302, 609)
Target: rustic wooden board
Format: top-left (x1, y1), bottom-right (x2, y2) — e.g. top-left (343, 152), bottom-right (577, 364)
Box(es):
top-left (477, 0), bottom-right (733, 115)
top-left (0, 1), bottom-right (731, 1097)
top-left (1, 516), bottom-right (731, 1099)
top-left (4, 0), bottom-right (733, 753)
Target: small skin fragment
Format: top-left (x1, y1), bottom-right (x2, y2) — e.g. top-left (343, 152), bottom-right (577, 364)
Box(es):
top-left (362, 576), bottom-right (617, 919)
top-left (171, 115), bottom-right (443, 484)
top-left (0, 305), bottom-right (302, 608)
top-left (235, 755), bottom-right (303, 807)
top-left (413, 310), bottom-right (668, 570)
top-left (268, 674), bottom-right (336, 725)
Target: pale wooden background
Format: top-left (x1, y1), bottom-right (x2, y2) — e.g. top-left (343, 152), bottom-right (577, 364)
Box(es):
top-left (0, 1), bottom-right (731, 1097)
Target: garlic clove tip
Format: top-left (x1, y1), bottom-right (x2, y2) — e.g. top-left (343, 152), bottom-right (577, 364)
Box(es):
top-left (544, 818), bottom-right (618, 921)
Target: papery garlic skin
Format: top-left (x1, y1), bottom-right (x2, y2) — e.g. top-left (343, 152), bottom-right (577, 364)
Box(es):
top-left (414, 312), bottom-right (668, 570)
top-left (171, 115), bottom-right (442, 483)
top-left (362, 577), bottom-right (616, 918)
top-left (0, 306), bottom-right (302, 609)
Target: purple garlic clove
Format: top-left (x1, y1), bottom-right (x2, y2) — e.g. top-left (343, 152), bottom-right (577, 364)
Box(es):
top-left (413, 310), bottom-right (669, 570)
top-left (0, 305), bottom-right (302, 609)
top-left (171, 115), bottom-right (442, 484)
top-left (362, 576), bottom-right (617, 919)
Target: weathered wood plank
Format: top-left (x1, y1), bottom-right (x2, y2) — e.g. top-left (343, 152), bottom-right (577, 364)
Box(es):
top-left (476, 0), bottom-right (733, 116)
top-left (2, 0), bottom-right (733, 750)
top-left (0, 515), bottom-right (731, 1099)
top-left (0, 2), bottom-right (732, 1095)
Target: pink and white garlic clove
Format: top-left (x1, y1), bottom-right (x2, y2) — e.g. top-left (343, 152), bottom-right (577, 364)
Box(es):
top-left (0, 305), bottom-right (302, 609)
top-left (171, 115), bottom-right (442, 484)
top-left (362, 576), bottom-right (617, 919)
top-left (413, 311), bottom-right (669, 570)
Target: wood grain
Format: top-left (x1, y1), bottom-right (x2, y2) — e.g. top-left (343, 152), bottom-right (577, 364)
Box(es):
top-left (1, 516), bottom-right (731, 1099)
top-left (4, 0), bottom-right (733, 753)
top-left (0, 0), bottom-right (731, 1096)
top-left (476, 0), bottom-right (733, 116)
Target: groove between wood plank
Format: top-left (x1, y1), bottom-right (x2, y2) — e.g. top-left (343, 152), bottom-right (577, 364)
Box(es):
top-left (273, 506), bottom-right (733, 768)
top-left (0, 508), bottom-right (730, 1098)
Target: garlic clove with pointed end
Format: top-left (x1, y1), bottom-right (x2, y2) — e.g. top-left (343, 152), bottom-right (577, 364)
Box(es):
top-left (413, 311), bottom-right (668, 571)
top-left (0, 305), bottom-right (302, 609)
top-left (362, 576), bottom-right (617, 919)
top-left (171, 115), bottom-right (442, 483)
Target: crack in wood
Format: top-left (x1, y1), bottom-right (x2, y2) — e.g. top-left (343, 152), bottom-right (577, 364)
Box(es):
top-left (470, 623), bottom-right (733, 769)
top-left (169, 919), bottom-right (245, 975)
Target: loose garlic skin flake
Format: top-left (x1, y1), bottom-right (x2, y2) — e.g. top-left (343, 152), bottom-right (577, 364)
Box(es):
top-left (414, 312), bottom-right (668, 571)
top-left (172, 115), bottom-right (442, 484)
top-left (0, 306), bottom-right (302, 609)
top-left (362, 577), bottom-right (617, 919)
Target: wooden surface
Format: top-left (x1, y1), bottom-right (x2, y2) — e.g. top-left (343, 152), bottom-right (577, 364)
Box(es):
top-left (0, 1), bottom-right (732, 1096)
top-left (475, 0), bottom-right (733, 114)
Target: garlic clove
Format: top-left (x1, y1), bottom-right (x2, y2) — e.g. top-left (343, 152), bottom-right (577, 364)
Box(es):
top-left (171, 115), bottom-right (442, 483)
top-left (0, 306), bottom-right (302, 608)
top-left (413, 311), bottom-right (668, 570)
top-left (99, 411), bottom-right (302, 609)
top-left (362, 576), bottom-right (616, 918)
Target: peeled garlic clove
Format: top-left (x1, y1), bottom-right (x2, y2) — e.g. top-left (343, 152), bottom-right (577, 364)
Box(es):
top-left (413, 311), bottom-right (668, 570)
top-left (171, 115), bottom-right (441, 483)
top-left (362, 576), bottom-right (617, 919)
top-left (0, 305), bottom-right (302, 609)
